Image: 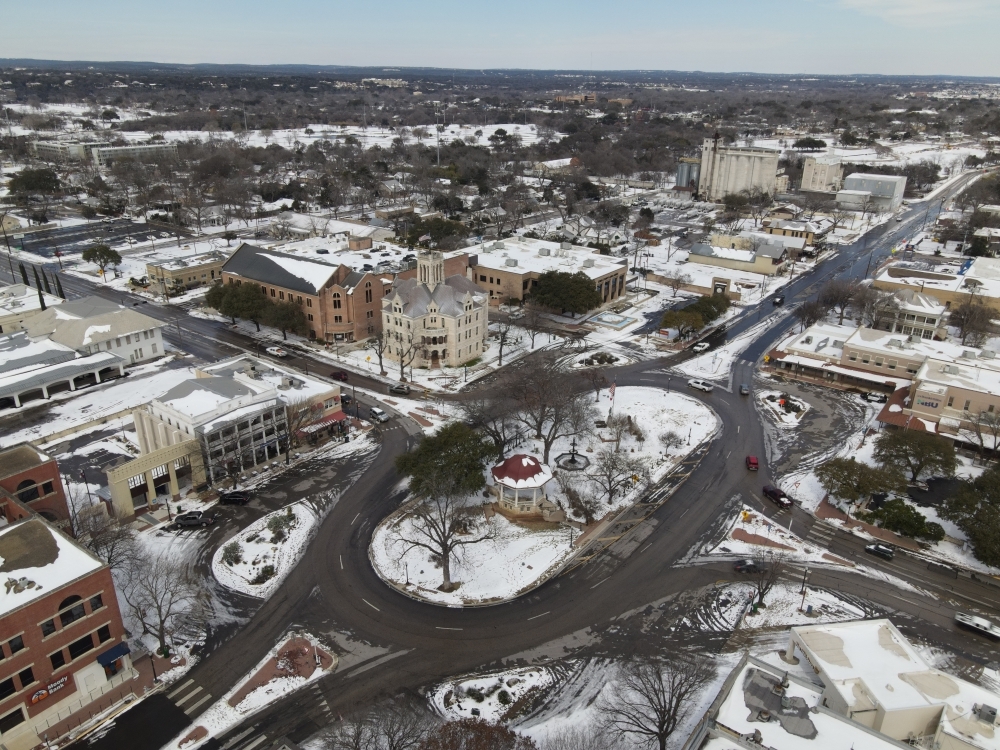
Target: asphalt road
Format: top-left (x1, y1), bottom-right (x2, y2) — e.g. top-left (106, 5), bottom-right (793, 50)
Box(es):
top-left (38, 173), bottom-right (1000, 749)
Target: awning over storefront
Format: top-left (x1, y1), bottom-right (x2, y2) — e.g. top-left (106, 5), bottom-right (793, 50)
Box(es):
top-left (96, 642), bottom-right (130, 666)
top-left (300, 411), bottom-right (348, 434)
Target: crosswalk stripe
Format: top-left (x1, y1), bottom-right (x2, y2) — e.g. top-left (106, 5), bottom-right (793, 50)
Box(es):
top-left (184, 693), bottom-right (213, 715)
top-left (167, 679), bottom-right (194, 699)
top-left (174, 686), bottom-right (202, 706)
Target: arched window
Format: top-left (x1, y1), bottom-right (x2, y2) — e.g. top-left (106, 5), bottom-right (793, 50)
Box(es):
top-left (16, 479), bottom-right (38, 503)
top-left (58, 595), bottom-right (87, 627)
top-left (333, 293), bottom-right (342, 310)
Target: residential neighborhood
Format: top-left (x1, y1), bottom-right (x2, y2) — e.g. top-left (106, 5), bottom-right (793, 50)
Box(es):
top-left (1, 11), bottom-right (1000, 750)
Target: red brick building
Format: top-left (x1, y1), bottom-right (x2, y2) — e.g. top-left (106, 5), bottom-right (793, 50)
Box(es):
top-left (0, 445), bottom-right (72, 533)
top-left (221, 243), bottom-right (393, 342)
top-left (0, 518), bottom-right (132, 750)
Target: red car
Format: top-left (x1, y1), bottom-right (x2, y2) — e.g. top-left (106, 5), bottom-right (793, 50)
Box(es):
top-left (330, 370), bottom-right (349, 382)
top-left (746, 455), bottom-right (759, 471)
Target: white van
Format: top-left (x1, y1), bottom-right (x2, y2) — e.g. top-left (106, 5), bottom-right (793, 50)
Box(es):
top-left (369, 407), bottom-right (390, 423)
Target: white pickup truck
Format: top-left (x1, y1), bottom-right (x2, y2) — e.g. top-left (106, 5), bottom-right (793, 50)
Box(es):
top-left (955, 613), bottom-right (1000, 640)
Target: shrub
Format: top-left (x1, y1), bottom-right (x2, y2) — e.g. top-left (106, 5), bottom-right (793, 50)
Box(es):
top-left (221, 541), bottom-right (242, 566)
top-left (250, 565), bottom-right (276, 585)
top-left (466, 687), bottom-right (486, 702)
top-left (498, 689), bottom-right (511, 705)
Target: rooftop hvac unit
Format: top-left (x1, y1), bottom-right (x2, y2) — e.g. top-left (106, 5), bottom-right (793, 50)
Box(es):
top-left (962, 350), bottom-right (978, 359)
top-left (582, 258), bottom-right (595, 268)
top-left (561, 242), bottom-right (573, 251)
top-left (977, 704), bottom-right (998, 724)
top-left (943, 364), bottom-right (960, 375)
top-left (493, 241), bottom-right (505, 250)
top-left (981, 350), bottom-right (997, 359)
top-left (505, 258), bottom-right (518, 267)
top-left (538, 247), bottom-right (551, 256)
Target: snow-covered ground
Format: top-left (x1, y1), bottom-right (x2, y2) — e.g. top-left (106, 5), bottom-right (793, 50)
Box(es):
top-left (370, 508), bottom-right (576, 607)
top-left (430, 666), bottom-right (556, 723)
top-left (370, 387), bottom-right (719, 606)
top-left (718, 582), bottom-right (867, 630)
top-left (212, 501), bottom-right (321, 599)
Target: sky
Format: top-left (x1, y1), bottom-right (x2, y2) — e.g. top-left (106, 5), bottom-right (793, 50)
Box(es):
top-left (4, 0), bottom-right (998, 77)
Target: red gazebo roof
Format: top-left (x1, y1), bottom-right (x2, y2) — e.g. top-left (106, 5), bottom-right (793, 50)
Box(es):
top-left (491, 454), bottom-right (552, 489)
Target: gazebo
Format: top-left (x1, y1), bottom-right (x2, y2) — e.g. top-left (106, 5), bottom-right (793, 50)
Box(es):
top-left (490, 454), bottom-right (553, 517)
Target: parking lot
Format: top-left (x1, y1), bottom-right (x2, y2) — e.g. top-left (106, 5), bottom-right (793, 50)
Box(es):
top-left (11, 219), bottom-right (188, 259)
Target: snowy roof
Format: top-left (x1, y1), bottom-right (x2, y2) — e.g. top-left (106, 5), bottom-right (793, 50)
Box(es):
top-left (0, 444), bottom-right (50, 479)
top-left (711, 656), bottom-right (902, 750)
top-left (387, 275), bottom-right (486, 318)
top-left (491, 454), bottom-right (552, 489)
top-left (0, 518), bottom-right (104, 617)
top-left (690, 244), bottom-right (757, 263)
top-left (794, 620), bottom-right (1000, 750)
top-left (146, 251), bottom-right (228, 272)
top-left (25, 307), bottom-right (162, 350)
top-left (0, 284), bottom-right (63, 318)
top-left (201, 356), bottom-right (339, 404)
top-left (917, 357), bottom-right (1000, 398)
top-left (468, 237), bottom-right (626, 280)
top-left (222, 242), bottom-right (341, 295)
top-left (157, 376), bottom-right (258, 418)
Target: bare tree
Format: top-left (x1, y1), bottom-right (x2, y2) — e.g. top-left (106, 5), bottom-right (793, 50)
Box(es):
top-left (540, 725), bottom-right (623, 750)
top-left (509, 363), bottom-right (594, 463)
top-left (367, 330), bottom-right (390, 375)
top-left (492, 315), bottom-right (515, 367)
top-left (74, 504), bottom-right (139, 571)
top-left (371, 701), bottom-right (434, 750)
top-left (828, 207), bottom-right (852, 233)
top-left (599, 656), bottom-right (716, 750)
top-left (284, 396), bottom-right (326, 458)
top-left (605, 414), bottom-right (631, 451)
top-left (460, 395), bottom-right (522, 456)
top-left (749, 549), bottom-right (786, 605)
top-left (588, 447), bottom-right (648, 505)
top-left (521, 302), bottom-right (547, 350)
top-left (793, 299), bottom-right (829, 331)
top-left (555, 472), bottom-right (602, 525)
top-left (950, 299), bottom-right (993, 346)
top-left (581, 368), bottom-right (608, 403)
top-left (393, 331), bottom-right (421, 381)
top-left (819, 279), bottom-right (859, 325)
top-left (661, 269), bottom-right (691, 298)
top-left (122, 551), bottom-right (207, 655)
top-left (399, 494), bottom-right (496, 590)
top-left (743, 186), bottom-right (773, 227)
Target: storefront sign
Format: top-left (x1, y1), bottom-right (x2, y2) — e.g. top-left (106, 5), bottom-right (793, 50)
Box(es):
top-left (916, 397), bottom-right (940, 409)
top-left (30, 676), bottom-right (69, 705)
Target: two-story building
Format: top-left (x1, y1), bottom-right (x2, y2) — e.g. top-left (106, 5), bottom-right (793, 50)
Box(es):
top-left (0, 285), bottom-right (63, 336)
top-left (0, 444), bottom-right (72, 531)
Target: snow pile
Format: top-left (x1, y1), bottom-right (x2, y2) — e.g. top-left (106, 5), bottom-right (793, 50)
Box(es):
top-left (706, 505), bottom-right (848, 567)
top-left (430, 667), bottom-right (556, 723)
top-left (756, 389), bottom-right (809, 427)
top-left (212, 501), bottom-right (320, 599)
top-left (370, 509), bottom-right (576, 606)
top-left (717, 582), bottom-right (866, 630)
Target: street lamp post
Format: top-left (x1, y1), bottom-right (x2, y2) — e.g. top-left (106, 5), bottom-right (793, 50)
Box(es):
top-left (687, 428), bottom-right (691, 445)
top-left (799, 567), bottom-right (810, 611)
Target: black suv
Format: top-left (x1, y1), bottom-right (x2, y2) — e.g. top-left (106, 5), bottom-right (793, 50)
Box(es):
top-left (219, 491), bottom-right (252, 506)
top-left (174, 511), bottom-right (215, 528)
top-left (865, 543), bottom-right (895, 561)
top-left (762, 485), bottom-right (792, 509)
top-left (733, 559), bottom-right (765, 573)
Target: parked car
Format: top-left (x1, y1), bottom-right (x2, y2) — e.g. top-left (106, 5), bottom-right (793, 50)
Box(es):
top-left (265, 346), bottom-right (288, 358)
top-left (746, 455), bottom-right (759, 471)
top-left (955, 613), bottom-right (1000, 640)
top-left (369, 406), bottom-right (390, 423)
top-left (733, 559), bottom-right (764, 573)
top-left (330, 370), bottom-right (349, 382)
top-left (687, 379), bottom-right (714, 393)
top-left (864, 543), bottom-right (895, 561)
top-left (175, 511), bottom-right (215, 528)
top-left (316, 248), bottom-right (329, 254)
top-left (762, 485), bottom-right (792, 508)
top-left (388, 384), bottom-right (411, 395)
top-left (740, 384), bottom-right (750, 396)
top-left (218, 491), bottom-right (252, 506)
top-left (341, 392), bottom-right (353, 405)
top-left (863, 392), bottom-right (888, 403)
top-left (692, 342), bottom-right (710, 353)
top-left (772, 295), bottom-right (785, 306)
